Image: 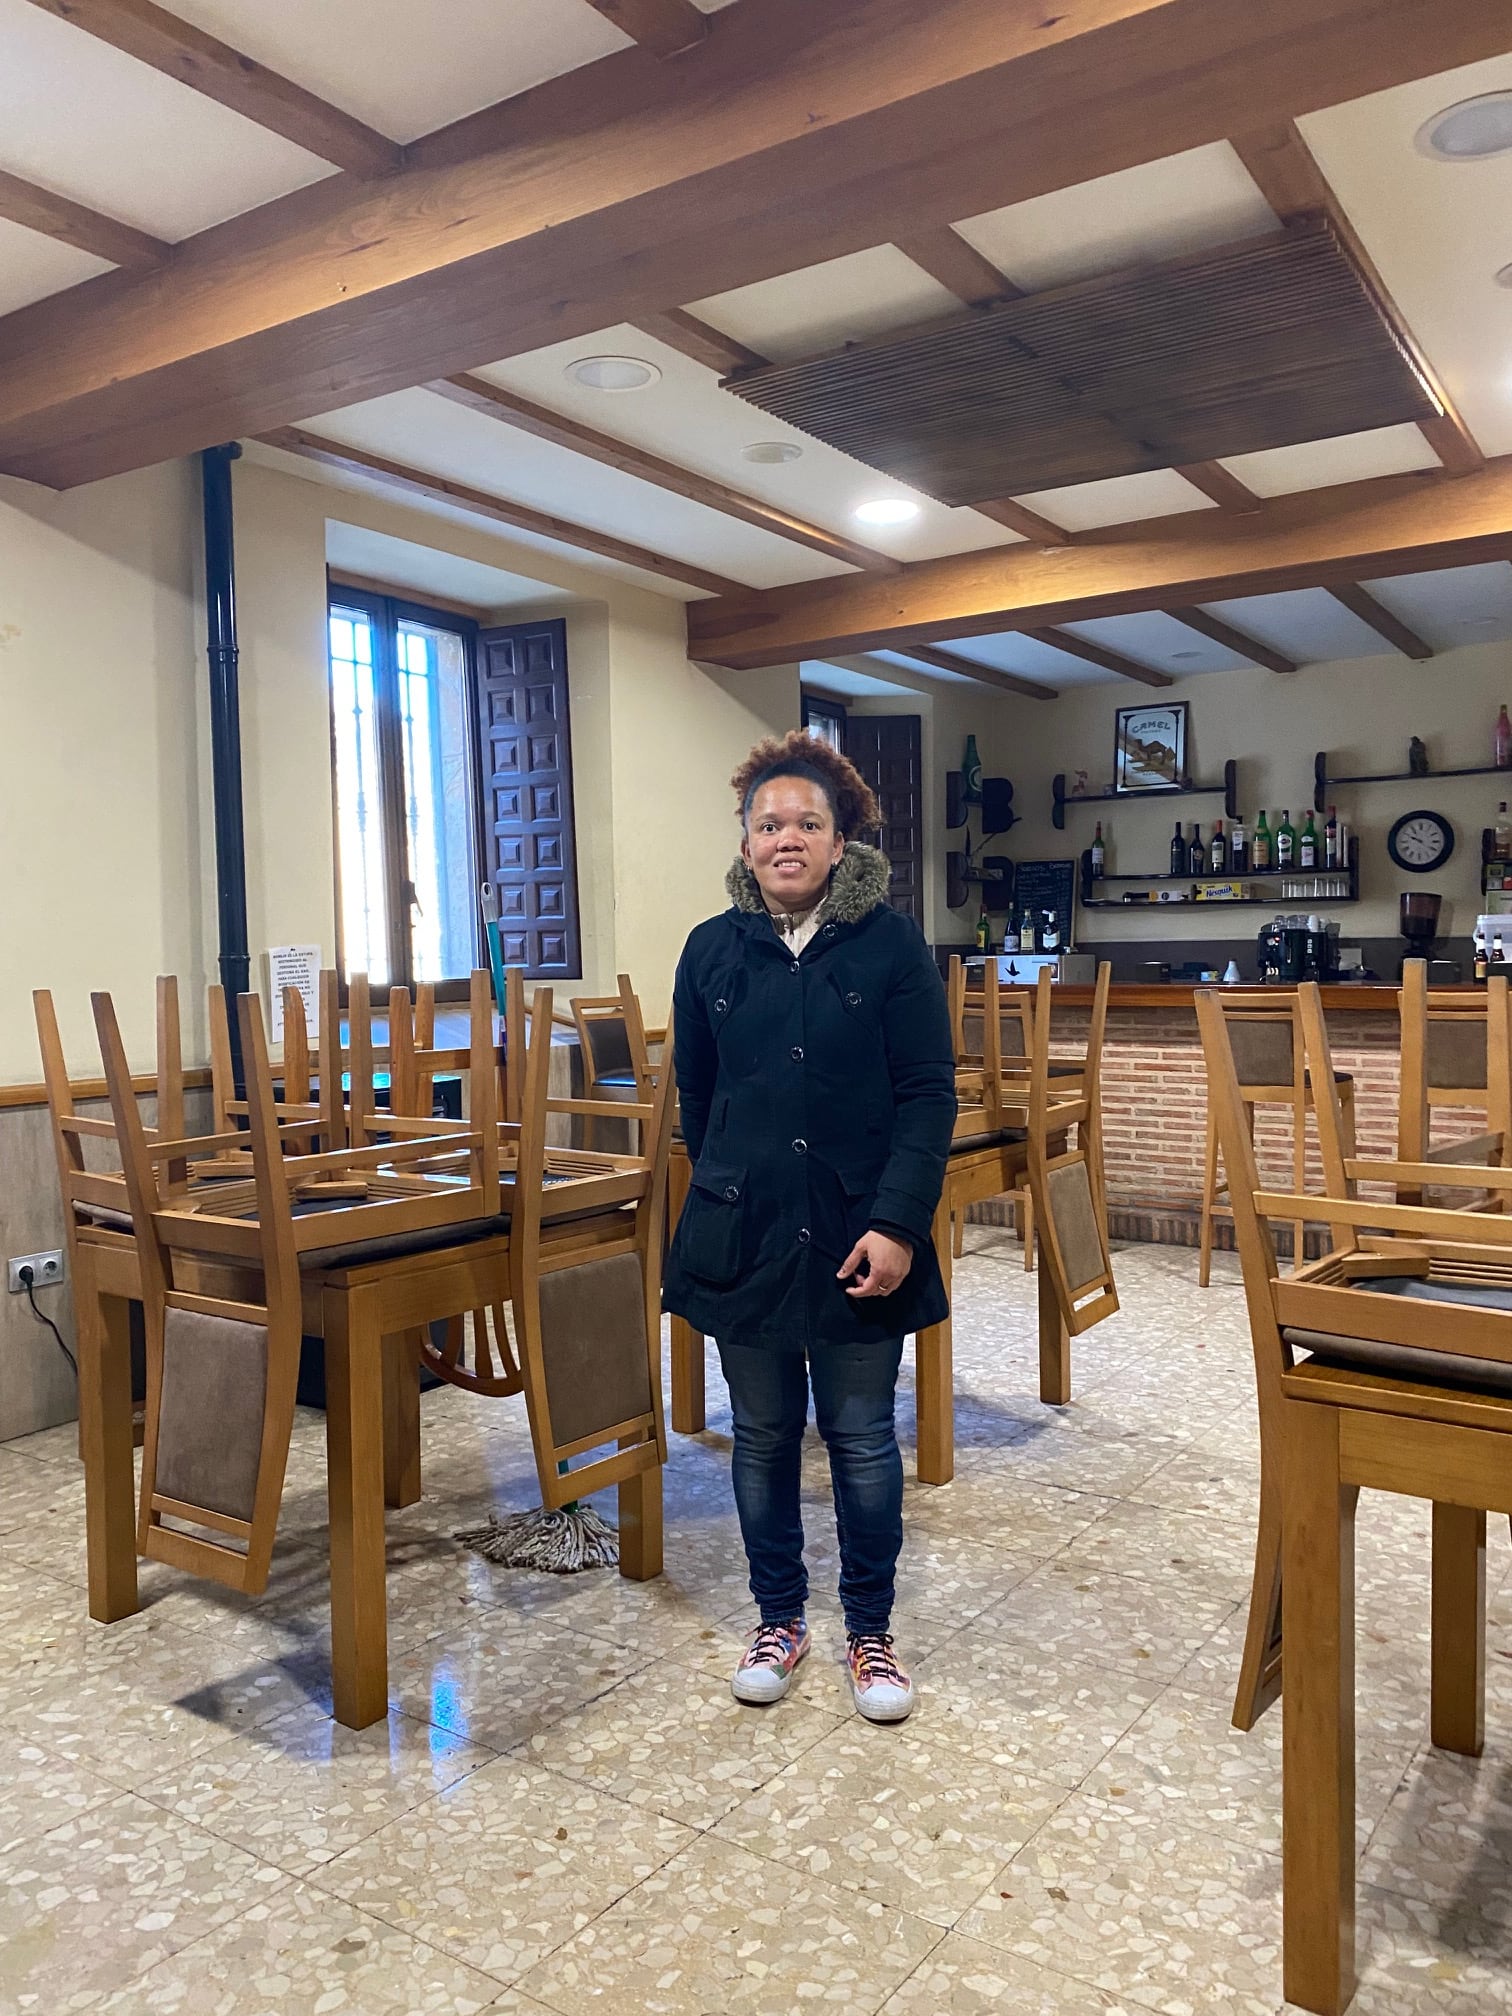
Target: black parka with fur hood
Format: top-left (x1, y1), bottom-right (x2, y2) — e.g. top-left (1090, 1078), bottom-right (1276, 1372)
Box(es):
top-left (663, 842), bottom-right (956, 1352)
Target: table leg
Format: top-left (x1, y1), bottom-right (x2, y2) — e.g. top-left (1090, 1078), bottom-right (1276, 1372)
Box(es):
top-left (383, 1330), bottom-right (423, 1509)
top-left (617, 1457), bottom-right (663, 1582)
top-left (1430, 1501), bottom-right (1485, 1758)
top-left (325, 1286), bottom-right (389, 1730)
top-left (916, 1195), bottom-right (954, 1486)
top-left (1282, 1400), bottom-right (1356, 2016)
top-left (670, 1316), bottom-right (706, 1435)
top-left (1037, 1252), bottom-right (1071, 1406)
top-left (81, 1285), bottom-right (139, 1624)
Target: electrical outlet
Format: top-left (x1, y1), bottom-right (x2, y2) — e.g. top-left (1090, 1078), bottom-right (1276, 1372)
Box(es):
top-left (8, 1250), bottom-right (65, 1294)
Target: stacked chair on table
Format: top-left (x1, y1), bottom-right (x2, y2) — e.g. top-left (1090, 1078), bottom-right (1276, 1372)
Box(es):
top-left (1197, 974), bottom-right (1512, 2016)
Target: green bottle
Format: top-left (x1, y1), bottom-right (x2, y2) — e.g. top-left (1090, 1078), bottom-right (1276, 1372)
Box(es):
top-left (963, 735), bottom-right (982, 804)
top-left (1299, 810), bottom-right (1318, 870)
top-left (1276, 808), bottom-right (1296, 869)
top-left (1252, 809), bottom-right (1272, 872)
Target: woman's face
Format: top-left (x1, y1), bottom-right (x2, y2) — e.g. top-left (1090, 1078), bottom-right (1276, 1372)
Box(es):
top-left (742, 776), bottom-right (845, 913)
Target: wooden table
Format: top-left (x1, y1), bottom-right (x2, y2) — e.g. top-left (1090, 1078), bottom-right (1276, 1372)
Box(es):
top-left (667, 1131), bottom-right (1067, 1486)
top-left (75, 1214), bottom-right (662, 1731)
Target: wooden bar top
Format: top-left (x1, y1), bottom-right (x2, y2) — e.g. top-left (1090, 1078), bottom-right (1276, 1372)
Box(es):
top-left (1052, 982), bottom-right (1463, 1010)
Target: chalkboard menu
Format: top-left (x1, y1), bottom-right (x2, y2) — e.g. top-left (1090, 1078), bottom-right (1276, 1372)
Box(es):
top-left (1011, 859), bottom-right (1079, 941)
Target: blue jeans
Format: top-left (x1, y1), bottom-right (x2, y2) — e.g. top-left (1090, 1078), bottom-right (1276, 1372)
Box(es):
top-left (717, 1337), bottom-right (905, 1638)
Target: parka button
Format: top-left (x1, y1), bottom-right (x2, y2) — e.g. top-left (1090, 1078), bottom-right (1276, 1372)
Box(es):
top-left (792, 1138), bottom-right (808, 1156)
top-left (846, 991), bottom-right (861, 1007)
top-left (714, 998), bottom-right (727, 1013)
top-left (723, 1184), bottom-right (739, 1202)
top-left (822, 922), bottom-right (836, 937)
top-left (797, 1227), bottom-right (811, 1245)
top-left (790, 1045), bottom-right (804, 1061)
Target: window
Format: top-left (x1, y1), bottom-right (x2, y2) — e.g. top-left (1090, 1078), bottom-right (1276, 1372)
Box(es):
top-left (802, 691), bottom-right (846, 752)
top-left (326, 589), bottom-right (581, 989)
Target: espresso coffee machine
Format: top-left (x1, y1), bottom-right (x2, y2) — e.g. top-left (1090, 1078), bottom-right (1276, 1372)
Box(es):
top-left (1257, 917), bottom-right (1305, 984)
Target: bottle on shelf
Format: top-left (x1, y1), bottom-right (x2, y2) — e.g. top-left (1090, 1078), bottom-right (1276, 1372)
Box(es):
top-left (1187, 823), bottom-right (1204, 876)
top-left (1324, 805), bottom-right (1339, 870)
top-left (1230, 813), bottom-right (1248, 875)
top-left (1170, 819), bottom-right (1186, 876)
top-left (1497, 705), bottom-right (1511, 772)
top-left (1497, 801), bottom-right (1512, 861)
top-left (1001, 913), bottom-right (1020, 954)
top-left (1021, 911), bottom-right (1037, 954)
top-left (1299, 810), bottom-right (1318, 870)
top-left (1090, 820), bottom-right (1106, 880)
top-left (1475, 922), bottom-right (1489, 985)
top-left (975, 906), bottom-right (990, 953)
top-left (1209, 820), bottom-right (1225, 873)
top-left (1043, 909), bottom-right (1060, 953)
top-left (1496, 928), bottom-right (1507, 968)
top-left (1275, 809), bottom-right (1296, 869)
top-left (1252, 809), bottom-right (1272, 872)
top-left (963, 733), bottom-right (983, 801)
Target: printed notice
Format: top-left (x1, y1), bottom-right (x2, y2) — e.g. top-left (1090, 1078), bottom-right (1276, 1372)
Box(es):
top-left (265, 946), bottom-right (322, 1043)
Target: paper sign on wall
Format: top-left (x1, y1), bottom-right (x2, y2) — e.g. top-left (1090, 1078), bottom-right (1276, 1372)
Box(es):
top-left (265, 946), bottom-right (322, 1043)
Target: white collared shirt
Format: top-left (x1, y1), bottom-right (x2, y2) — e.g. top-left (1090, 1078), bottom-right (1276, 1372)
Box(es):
top-left (766, 897), bottom-right (827, 960)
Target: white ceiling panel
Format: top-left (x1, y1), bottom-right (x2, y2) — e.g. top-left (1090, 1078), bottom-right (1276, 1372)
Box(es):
top-left (1219, 424), bottom-right (1440, 498)
top-left (325, 521), bottom-right (572, 613)
top-left (953, 142), bottom-right (1279, 293)
top-left (0, 0), bottom-right (331, 238)
top-left (1194, 588), bottom-right (1406, 665)
top-left (168, 0), bottom-right (626, 145)
top-left (300, 386), bottom-right (859, 590)
top-left (1301, 52), bottom-right (1512, 456)
top-left (802, 661), bottom-right (918, 699)
top-left (0, 217), bottom-right (110, 315)
top-left (1013, 469), bottom-right (1215, 532)
top-left (1061, 612), bottom-right (1251, 678)
top-left (893, 638), bottom-right (1107, 689)
top-left (475, 323), bottom-right (1019, 564)
top-left (687, 245), bottom-right (961, 362)
top-left (1356, 563), bottom-right (1512, 645)
top-left (247, 435), bottom-right (706, 601)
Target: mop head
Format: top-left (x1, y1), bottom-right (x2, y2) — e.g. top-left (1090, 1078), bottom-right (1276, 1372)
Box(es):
top-left (454, 1502), bottom-right (619, 1573)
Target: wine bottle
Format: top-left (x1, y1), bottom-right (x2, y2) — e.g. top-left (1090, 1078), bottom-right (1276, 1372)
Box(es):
top-left (1230, 813), bottom-right (1248, 875)
top-left (1043, 909), bottom-right (1060, 953)
top-left (1276, 809), bottom-right (1296, 870)
top-left (1209, 820), bottom-right (1225, 872)
top-left (1497, 801), bottom-right (1512, 861)
top-left (1323, 805), bottom-right (1339, 870)
top-left (1475, 923), bottom-right (1489, 984)
top-left (975, 906), bottom-right (990, 952)
top-left (1170, 819), bottom-right (1186, 876)
top-left (1022, 911), bottom-right (1037, 954)
top-left (1001, 913), bottom-right (1020, 954)
top-left (1187, 823), bottom-right (1204, 876)
top-left (1497, 706), bottom-right (1511, 771)
top-left (1090, 820), bottom-right (1106, 880)
top-left (1253, 810), bottom-right (1272, 872)
top-left (1299, 811), bottom-right (1318, 870)
top-left (963, 734), bottom-right (983, 800)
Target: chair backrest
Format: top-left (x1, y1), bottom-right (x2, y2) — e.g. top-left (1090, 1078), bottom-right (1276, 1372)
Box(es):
top-left (948, 956), bottom-right (1035, 1065)
top-left (1024, 967), bottom-right (1119, 1333)
top-left (507, 982), bottom-right (675, 1507)
top-left (1397, 960), bottom-right (1511, 1185)
top-left (210, 970), bottom-right (342, 1150)
top-left (1201, 988), bottom-right (1306, 1102)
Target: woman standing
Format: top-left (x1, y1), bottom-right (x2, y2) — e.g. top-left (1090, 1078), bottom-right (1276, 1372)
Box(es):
top-left (665, 731), bottom-right (956, 1722)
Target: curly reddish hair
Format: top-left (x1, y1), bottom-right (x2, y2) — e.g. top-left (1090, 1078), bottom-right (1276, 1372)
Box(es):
top-left (731, 729), bottom-right (881, 841)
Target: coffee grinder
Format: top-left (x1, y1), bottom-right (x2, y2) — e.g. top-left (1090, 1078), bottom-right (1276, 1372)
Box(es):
top-left (1398, 890), bottom-right (1442, 977)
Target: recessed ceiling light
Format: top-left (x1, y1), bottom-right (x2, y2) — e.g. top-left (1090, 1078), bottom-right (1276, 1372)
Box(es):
top-left (1415, 92), bottom-right (1512, 161)
top-left (854, 498), bottom-right (921, 526)
top-left (565, 355), bottom-right (661, 391)
top-left (741, 441), bottom-right (804, 464)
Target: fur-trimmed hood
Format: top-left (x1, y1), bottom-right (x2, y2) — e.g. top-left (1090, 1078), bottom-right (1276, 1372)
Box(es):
top-left (724, 841), bottom-right (891, 924)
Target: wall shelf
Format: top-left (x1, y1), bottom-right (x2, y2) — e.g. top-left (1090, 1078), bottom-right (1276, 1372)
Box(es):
top-left (1313, 749), bottom-right (1512, 814)
top-left (1079, 834), bottom-right (1360, 908)
top-left (1052, 758), bottom-right (1238, 830)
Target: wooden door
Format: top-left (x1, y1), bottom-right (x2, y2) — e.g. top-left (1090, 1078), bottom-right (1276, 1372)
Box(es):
top-left (844, 714), bottom-right (923, 924)
top-left (475, 620), bottom-right (582, 978)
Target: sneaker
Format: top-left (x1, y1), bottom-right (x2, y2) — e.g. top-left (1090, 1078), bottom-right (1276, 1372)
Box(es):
top-left (731, 1617), bottom-right (810, 1704)
top-left (846, 1632), bottom-right (914, 1723)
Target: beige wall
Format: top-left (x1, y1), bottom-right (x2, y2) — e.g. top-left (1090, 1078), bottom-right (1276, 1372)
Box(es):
top-left (991, 644), bottom-right (1512, 951)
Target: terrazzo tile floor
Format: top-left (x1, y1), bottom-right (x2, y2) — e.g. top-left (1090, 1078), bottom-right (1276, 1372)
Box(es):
top-left (3, 1239), bottom-right (1512, 2013)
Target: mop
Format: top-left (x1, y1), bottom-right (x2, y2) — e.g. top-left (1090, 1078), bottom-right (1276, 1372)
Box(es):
top-left (455, 887), bottom-right (620, 1572)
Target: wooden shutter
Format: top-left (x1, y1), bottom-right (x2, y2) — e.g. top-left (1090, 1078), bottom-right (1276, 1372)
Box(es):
top-left (475, 619), bottom-right (582, 978)
top-left (843, 714), bottom-right (923, 924)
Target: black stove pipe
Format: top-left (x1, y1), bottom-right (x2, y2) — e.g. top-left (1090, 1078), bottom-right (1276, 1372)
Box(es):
top-left (202, 442), bottom-right (250, 1094)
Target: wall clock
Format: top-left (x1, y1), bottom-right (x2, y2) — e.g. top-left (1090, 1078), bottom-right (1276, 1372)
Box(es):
top-left (1387, 809), bottom-right (1454, 873)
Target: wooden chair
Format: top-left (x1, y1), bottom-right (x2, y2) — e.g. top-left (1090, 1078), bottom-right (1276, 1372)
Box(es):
top-left (948, 958), bottom-right (1038, 1265)
top-left (94, 974), bottom-right (500, 1595)
top-left (1396, 958), bottom-right (1512, 1203)
top-left (1197, 980), bottom-right (1512, 2015)
top-left (1024, 966), bottom-right (1120, 1348)
top-left (571, 975), bottom-right (653, 1152)
top-left (1197, 988), bottom-right (1357, 1286)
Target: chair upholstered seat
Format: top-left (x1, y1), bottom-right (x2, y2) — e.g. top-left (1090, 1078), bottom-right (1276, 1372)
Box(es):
top-left (949, 1126), bottom-right (1028, 1154)
top-left (1285, 1273), bottom-right (1512, 1399)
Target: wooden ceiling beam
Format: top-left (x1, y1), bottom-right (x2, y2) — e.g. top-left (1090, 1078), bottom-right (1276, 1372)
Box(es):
top-left (685, 455), bottom-right (1512, 667)
top-left (259, 427), bottom-right (747, 596)
top-left (1022, 627), bottom-right (1173, 688)
top-left (633, 308), bottom-right (766, 375)
top-left (1175, 462), bottom-right (1261, 512)
top-left (897, 642), bottom-right (1057, 701)
top-left (1166, 605), bottom-right (1299, 674)
top-left (1327, 583), bottom-right (1434, 660)
top-left (580, 0), bottom-right (708, 57)
top-left (1231, 120), bottom-right (1483, 477)
top-left (892, 226), bottom-right (1017, 308)
top-left (2, 0), bottom-right (1503, 488)
top-left (0, 167), bottom-right (168, 270)
top-left (971, 498), bottom-right (1073, 546)
top-left (21, 0), bottom-right (401, 175)
top-left (429, 370), bottom-right (898, 573)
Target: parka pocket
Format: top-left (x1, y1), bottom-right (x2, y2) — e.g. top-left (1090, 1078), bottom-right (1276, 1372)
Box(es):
top-left (677, 1160), bottom-right (747, 1286)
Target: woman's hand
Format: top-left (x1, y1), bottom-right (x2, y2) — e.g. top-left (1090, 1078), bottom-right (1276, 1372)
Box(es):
top-left (837, 1229), bottom-right (913, 1298)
